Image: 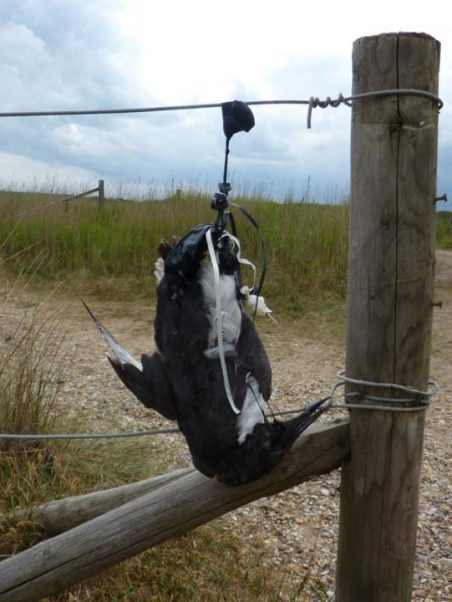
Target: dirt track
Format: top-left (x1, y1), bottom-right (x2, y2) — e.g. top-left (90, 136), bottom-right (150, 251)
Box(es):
top-left (1, 251), bottom-right (451, 600)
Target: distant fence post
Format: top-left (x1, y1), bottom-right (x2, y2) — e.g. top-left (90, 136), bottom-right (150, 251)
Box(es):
top-left (98, 179), bottom-right (105, 208)
top-left (335, 33), bottom-right (440, 601)
top-left (60, 180), bottom-right (106, 209)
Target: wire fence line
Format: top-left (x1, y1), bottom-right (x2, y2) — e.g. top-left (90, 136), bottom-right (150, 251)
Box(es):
top-left (0, 428), bottom-right (180, 441)
top-left (0, 89), bottom-right (443, 129)
top-left (1, 89), bottom-right (443, 213)
top-left (0, 406), bottom-right (316, 441)
top-left (0, 373), bottom-right (436, 441)
top-left (0, 88), bottom-right (442, 443)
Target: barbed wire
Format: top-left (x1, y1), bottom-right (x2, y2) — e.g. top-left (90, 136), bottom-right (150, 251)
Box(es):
top-left (0, 89), bottom-right (443, 129)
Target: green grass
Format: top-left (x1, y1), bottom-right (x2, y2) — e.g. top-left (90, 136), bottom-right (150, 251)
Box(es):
top-left (0, 306), bottom-right (64, 452)
top-left (0, 189), bottom-right (350, 311)
top-left (2, 191), bottom-right (449, 309)
top-left (437, 210), bottom-right (452, 249)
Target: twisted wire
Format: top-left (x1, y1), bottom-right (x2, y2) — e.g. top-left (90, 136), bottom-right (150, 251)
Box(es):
top-left (0, 89), bottom-right (443, 129)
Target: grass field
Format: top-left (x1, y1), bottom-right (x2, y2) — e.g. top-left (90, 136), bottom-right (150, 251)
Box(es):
top-left (2, 190), bottom-right (450, 312)
top-left (0, 189), bottom-right (350, 313)
top-left (1, 188), bottom-right (450, 600)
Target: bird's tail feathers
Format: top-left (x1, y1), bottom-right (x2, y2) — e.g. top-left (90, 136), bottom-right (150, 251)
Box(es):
top-left (284, 397), bottom-right (332, 439)
top-left (82, 301), bottom-right (142, 371)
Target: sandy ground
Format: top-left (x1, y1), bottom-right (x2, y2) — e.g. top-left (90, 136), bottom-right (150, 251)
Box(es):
top-left (1, 251), bottom-right (451, 600)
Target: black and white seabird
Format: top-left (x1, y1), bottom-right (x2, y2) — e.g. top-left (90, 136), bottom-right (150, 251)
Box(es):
top-left (86, 224), bottom-right (331, 486)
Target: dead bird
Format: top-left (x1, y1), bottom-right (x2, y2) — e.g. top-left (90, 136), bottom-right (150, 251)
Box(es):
top-left (86, 225), bottom-right (331, 486)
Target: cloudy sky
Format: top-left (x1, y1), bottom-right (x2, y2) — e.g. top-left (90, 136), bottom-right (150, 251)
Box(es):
top-left (1, 0), bottom-right (451, 207)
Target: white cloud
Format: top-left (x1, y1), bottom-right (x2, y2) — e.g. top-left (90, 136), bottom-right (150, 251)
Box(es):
top-left (0, 151), bottom-right (99, 190)
top-left (0, 0), bottom-right (450, 205)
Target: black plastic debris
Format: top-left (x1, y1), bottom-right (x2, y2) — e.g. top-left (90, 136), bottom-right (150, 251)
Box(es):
top-left (222, 101), bottom-right (255, 139)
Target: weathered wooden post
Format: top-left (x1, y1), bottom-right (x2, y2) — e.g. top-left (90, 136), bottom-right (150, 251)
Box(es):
top-left (98, 179), bottom-right (105, 208)
top-left (336, 33), bottom-right (440, 601)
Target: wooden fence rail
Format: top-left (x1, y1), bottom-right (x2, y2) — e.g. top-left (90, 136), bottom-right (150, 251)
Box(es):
top-left (0, 421), bottom-right (348, 602)
top-left (63, 179), bottom-right (104, 209)
top-left (14, 468), bottom-right (193, 535)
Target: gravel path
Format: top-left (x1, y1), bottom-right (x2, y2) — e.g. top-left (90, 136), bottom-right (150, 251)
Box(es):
top-left (1, 252), bottom-right (451, 600)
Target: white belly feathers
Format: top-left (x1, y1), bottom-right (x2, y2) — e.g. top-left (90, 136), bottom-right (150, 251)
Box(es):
top-left (199, 261), bottom-right (266, 443)
top-left (199, 261), bottom-right (242, 358)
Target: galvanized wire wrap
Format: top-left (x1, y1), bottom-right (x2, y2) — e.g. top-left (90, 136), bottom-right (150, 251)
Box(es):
top-left (330, 371), bottom-right (437, 412)
top-left (0, 89), bottom-right (443, 129)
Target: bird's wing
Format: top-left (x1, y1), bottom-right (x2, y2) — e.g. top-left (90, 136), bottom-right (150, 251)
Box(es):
top-left (83, 302), bottom-right (141, 370)
top-left (108, 353), bottom-right (177, 420)
top-left (236, 312), bottom-right (272, 401)
top-left (84, 302), bottom-right (177, 420)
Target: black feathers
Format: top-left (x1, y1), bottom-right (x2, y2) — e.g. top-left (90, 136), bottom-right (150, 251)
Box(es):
top-left (87, 227), bottom-right (331, 486)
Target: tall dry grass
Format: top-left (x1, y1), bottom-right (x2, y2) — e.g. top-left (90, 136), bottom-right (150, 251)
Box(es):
top-left (0, 309), bottom-right (63, 452)
top-left (0, 189), bottom-right (350, 311)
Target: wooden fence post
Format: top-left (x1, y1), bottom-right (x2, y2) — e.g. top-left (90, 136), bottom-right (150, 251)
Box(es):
top-left (336, 33), bottom-right (440, 601)
top-left (98, 179), bottom-right (105, 208)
